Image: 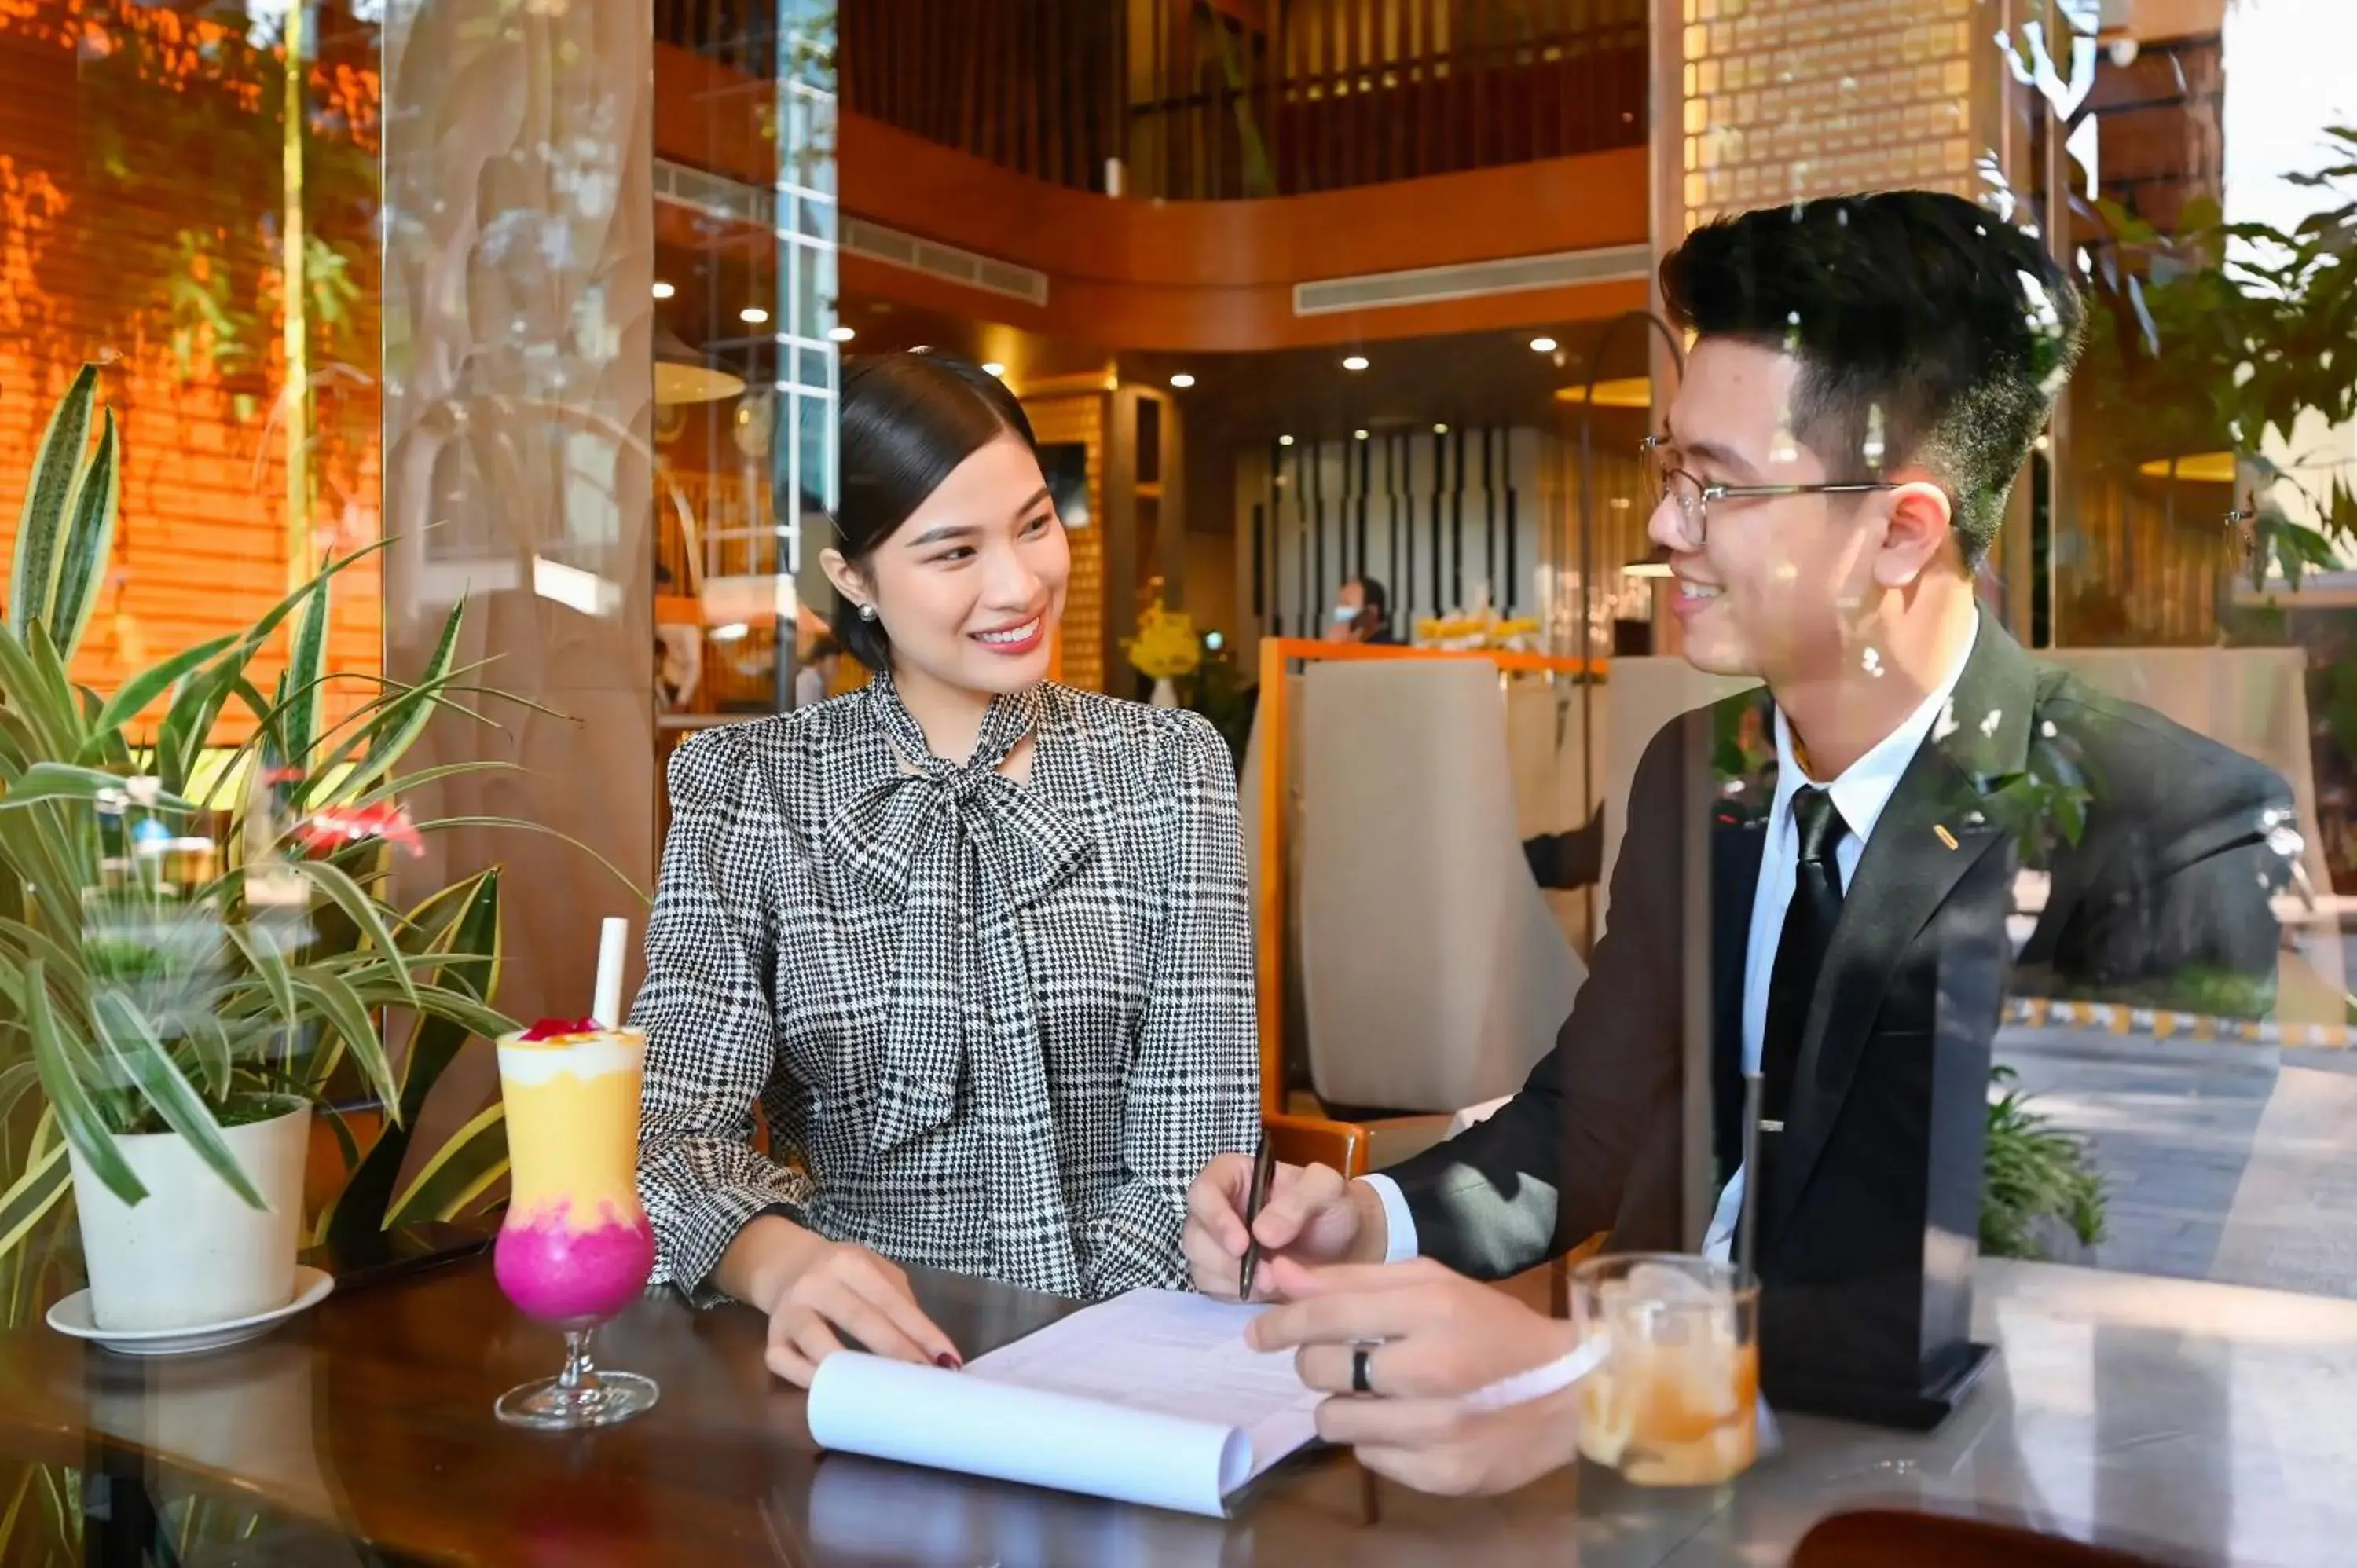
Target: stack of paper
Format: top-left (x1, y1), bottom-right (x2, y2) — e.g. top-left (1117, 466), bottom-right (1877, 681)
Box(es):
top-left (806, 1288), bottom-right (1321, 1517)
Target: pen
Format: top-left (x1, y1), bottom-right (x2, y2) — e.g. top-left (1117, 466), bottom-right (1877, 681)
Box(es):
top-left (1237, 1133), bottom-right (1277, 1300)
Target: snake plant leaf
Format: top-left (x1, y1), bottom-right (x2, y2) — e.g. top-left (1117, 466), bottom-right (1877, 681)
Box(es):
top-left (24, 621), bottom-right (84, 759)
top-left (291, 857), bottom-right (420, 1010)
top-left (223, 921), bottom-right (301, 1035)
top-left (89, 989), bottom-right (266, 1209)
top-left (298, 602), bottom-right (464, 808)
top-left (0, 625), bottom-right (78, 762)
top-left (22, 958), bottom-right (147, 1207)
top-left (49, 408), bottom-right (120, 660)
top-left (9, 364), bottom-right (96, 632)
top-left (78, 635), bottom-right (241, 764)
top-left (0, 1127), bottom-right (70, 1266)
top-left (0, 762), bottom-right (195, 815)
top-left (384, 1101), bottom-right (509, 1229)
top-left (236, 535), bottom-right (390, 653)
top-left (288, 969), bottom-right (399, 1116)
top-left (281, 570), bottom-right (332, 771)
top-left (156, 653), bottom-right (244, 799)
top-left (319, 869), bottom-right (504, 1250)
top-left (408, 815), bottom-right (647, 904)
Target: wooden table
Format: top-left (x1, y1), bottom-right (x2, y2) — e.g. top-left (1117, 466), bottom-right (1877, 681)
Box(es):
top-left (3, 1258), bottom-right (2354, 1566)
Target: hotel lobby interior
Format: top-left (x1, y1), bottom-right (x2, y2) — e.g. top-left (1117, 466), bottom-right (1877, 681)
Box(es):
top-left (0, 0), bottom-right (2355, 1563)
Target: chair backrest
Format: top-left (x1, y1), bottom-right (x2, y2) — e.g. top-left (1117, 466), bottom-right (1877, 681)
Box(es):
top-left (1593, 656), bottom-right (1761, 936)
top-left (1294, 660), bottom-right (1586, 1112)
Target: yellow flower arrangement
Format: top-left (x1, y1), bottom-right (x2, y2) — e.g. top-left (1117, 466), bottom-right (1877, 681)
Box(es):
top-left (1124, 603), bottom-right (1204, 680)
top-left (1412, 610), bottom-right (1544, 651)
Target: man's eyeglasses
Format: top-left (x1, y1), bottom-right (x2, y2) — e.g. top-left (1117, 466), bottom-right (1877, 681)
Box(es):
top-left (1640, 434), bottom-right (1899, 551)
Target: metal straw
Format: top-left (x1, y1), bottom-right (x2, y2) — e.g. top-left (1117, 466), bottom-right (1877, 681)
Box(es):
top-left (1736, 1070), bottom-right (1764, 1288)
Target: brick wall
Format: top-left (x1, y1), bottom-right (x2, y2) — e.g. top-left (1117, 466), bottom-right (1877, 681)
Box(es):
top-left (0, 5), bottom-right (382, 746)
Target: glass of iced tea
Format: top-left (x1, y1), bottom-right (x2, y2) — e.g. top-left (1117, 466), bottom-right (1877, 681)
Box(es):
top-left (1570, 1253), bottom-right (1758, 1486)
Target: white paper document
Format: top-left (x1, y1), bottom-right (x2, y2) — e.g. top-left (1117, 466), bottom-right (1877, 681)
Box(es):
top-left (805, 1288), bottom-right (1322, 1517)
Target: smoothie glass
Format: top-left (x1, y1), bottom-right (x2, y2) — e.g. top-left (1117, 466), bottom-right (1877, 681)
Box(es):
top-left (492, 1021), bottom-right (659, 1429)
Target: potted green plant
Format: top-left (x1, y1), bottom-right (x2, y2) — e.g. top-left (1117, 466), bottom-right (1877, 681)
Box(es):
top-left (0, 365), bottom-right (528, 1332)
top-left (1981, 1066), bottom-right (2107, 1263)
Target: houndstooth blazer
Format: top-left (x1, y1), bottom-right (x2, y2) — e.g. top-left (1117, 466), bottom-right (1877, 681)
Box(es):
top-left (632, 672), bottom-right (1260, 1305)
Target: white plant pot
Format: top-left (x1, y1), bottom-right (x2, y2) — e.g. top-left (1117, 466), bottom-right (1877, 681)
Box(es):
top-left (68, 1098), bottom-right (311, 1333)
top-left (1150, 676), bottom-right (1181, 708)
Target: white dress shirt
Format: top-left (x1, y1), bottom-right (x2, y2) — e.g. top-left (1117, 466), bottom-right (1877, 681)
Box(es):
top-left (1365, 614), bottom-right (1981, 1267)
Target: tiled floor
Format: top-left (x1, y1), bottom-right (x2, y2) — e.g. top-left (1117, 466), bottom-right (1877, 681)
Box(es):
top-left (1996, 1022), bottom-right (2357, 1299)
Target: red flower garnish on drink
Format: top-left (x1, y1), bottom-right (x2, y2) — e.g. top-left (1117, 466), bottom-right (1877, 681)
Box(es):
top-left (519, 1017), bottom-right (603, 1042)
top-left (293, 801), bottom-right (424, 859)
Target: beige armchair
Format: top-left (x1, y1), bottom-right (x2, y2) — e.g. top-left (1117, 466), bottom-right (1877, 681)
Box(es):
top-left (1293, 660), bottom-right (1588, 1120)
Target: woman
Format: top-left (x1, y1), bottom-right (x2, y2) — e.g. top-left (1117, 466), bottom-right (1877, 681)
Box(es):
top-left (634, 352), bottom-right (1259, 1387)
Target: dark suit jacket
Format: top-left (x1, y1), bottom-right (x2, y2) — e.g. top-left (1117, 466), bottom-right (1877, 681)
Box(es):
top-left (1384, 621), bottom-right (2295, 1320)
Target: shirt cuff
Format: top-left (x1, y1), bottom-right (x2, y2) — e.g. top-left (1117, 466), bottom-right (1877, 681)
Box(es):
top-left (1359, 1174), bottom-right (1420, 1263)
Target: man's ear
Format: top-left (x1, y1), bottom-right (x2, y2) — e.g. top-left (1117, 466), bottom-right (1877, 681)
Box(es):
top-left (1871, 480), bottom-right (1956, 589)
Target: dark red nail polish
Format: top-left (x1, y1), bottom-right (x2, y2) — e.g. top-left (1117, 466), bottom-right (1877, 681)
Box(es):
top-left (936, 1352), bottom-right (962, 1371)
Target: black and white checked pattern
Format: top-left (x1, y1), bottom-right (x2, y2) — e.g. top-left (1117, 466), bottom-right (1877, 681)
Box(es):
top-left (633, 672), bottom-right (1259, 1306)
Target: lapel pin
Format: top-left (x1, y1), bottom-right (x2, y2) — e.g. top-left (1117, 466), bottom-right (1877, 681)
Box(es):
top-left (1934, 824), bottom-right (1960, 851)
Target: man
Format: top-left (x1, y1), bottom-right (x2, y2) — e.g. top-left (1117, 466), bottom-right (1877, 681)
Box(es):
top-left (1185, 192), bottom-right (2297, 1496)
top-left (1326, 576), bottom-right (1402, 645)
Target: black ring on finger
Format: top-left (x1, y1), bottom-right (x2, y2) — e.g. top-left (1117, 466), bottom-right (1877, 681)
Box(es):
top-left (1351, 1343), bottom-right (1376, 1396)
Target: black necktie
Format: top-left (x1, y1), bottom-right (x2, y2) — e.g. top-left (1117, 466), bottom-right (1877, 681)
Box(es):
top-left (1759, 786), bottom-right (1849, 1130)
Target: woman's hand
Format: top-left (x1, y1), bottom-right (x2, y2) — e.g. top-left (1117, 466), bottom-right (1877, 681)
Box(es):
top-left (723, 1217), bottom-right (962, 1387)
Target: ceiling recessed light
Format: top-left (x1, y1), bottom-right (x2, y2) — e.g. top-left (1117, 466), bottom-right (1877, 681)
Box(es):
top-left (981, 362), bottom-right (1006, 377)
top-left (827, 325), bottom-right (856, 343)
top-left (1169, 372), bottom-right (1195, 388)
top-left (651, 280), bottom-right (675, 300)
top-left (1530, 336), bottom-right (1558, 353)
top-left (1353, 428), bottom-right (1369, 441)
top-left (1277, 434), bottom-right (1295, 446)
top-left (739, 306), bottom-right (769, 325)
top-left (1433, 423), bottom-right (1449, 434)
top-left (1342, 355), bottom-right (1369, 372)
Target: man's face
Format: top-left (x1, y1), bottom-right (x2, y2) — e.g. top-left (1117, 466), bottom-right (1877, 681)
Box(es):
top-left (1649, 339), bottom-right (1888, 685)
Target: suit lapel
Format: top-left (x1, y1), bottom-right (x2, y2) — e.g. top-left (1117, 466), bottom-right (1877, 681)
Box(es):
top-left (1762, 619), bottom-right (2040, 1249)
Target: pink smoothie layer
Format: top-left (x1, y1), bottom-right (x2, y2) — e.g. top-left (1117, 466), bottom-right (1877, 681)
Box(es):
top-left (494, 1208), bottom-right (656, 1326)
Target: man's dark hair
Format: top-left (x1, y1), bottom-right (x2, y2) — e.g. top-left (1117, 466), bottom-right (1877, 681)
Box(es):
top-left (1658, 190), bottom-right (2085, 566)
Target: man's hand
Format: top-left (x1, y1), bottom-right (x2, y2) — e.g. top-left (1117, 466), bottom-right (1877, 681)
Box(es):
top-left (1182, 1156), bottom-right (1386, 1299)
top-left (1246, 1256), bottom-right (1585, 1496)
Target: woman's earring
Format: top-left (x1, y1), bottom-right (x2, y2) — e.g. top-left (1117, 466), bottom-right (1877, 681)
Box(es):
top-left (857, 603), bottom-right (878, 622)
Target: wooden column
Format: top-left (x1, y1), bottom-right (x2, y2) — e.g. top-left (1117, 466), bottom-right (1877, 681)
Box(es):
top-left (382, 0), bottom-right (657, 1043)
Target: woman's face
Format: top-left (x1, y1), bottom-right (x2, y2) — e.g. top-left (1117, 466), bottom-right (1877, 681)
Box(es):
top-left (827, 433), bottom-right (1069, 698)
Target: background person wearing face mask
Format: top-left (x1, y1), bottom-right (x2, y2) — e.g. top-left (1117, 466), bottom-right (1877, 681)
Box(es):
top-left (633, 352), bottom-right (1259, 1389)
top-left (1325, 575), bottom-right (1402, 645)
top-left (1178, 191), bottom-right (2297, 1497)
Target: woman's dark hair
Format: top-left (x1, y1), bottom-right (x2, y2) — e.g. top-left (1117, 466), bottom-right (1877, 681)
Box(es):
top-left (832, 352), bottom-right (1039, 669)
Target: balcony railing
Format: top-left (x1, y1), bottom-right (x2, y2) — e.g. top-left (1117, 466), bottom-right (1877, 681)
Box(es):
top-left (658, 0), bottom-right (1649, 200)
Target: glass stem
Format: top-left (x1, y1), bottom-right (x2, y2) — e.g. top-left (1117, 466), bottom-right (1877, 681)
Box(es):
top-left (558, 1328), bottom-right (599, 1394)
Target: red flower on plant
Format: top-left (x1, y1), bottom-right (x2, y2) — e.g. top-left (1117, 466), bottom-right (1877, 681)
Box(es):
top-left (294, 802), bottom-right (424, 859)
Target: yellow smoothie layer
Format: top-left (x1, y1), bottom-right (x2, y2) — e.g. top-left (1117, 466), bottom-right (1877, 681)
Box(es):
top-left (497, 1030), bottom-right (646, 1220)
